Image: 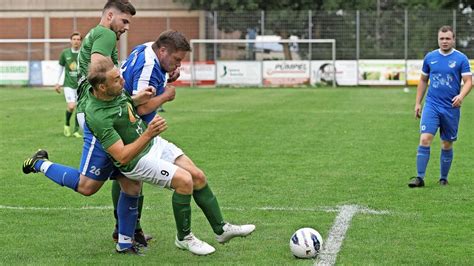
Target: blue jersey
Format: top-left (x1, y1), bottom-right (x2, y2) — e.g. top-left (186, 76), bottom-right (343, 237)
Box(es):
top-left (422, 49), bottom-right (471, 108)
top-left (121, 42), bottom-right (168, 123)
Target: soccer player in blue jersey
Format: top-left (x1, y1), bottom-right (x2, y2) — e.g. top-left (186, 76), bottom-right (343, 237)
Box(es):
top-left (109, 30), bottom-right (183, 242)
top-left (409, 25), bottom-right (472, 188)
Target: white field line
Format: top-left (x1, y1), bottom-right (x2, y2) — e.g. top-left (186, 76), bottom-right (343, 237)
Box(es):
top-left (1, 203), bottom-right (388, 265)
top-left (315, 205), bottom-right (388, 266)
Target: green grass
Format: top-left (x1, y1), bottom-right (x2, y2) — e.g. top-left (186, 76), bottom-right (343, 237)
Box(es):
top-left (0, 86), bottom-right (473, 265)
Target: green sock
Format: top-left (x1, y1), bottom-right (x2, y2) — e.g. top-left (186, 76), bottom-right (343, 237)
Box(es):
top-left (65, 110), bottom-right (73, 126)
top-left (172, 192), bottom-right (192, 240)
top-left (111, 180), bottom-right (121, 226)
top-left (193, 184), bottom-right (225, 235)
top-left (136, 194), bottom-right (144, 230)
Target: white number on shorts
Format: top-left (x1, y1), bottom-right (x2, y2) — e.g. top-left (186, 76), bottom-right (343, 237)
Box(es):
top-left (90, 166), bottom-right (101, 176)
top-left (161, 170), bottom-right (169, 177)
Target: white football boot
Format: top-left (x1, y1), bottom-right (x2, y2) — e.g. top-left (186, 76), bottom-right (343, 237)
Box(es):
top-left (216, 223), bottom-right (256, 244)
top-left (175, 233), bottom-right (215, 255)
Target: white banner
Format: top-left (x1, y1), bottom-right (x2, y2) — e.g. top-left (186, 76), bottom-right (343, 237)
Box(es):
top-left (216, 61), bottom-right (262, 86)
top-left (406, 60), bottom-right (423, 86)
top-left (310, 60), bottom-right (358, 86)
top-left (42, 60), bottom-right (63, 86)
top-left (0, 61), bottom-right (29, 85)
top-left (263, 60), bottom-right (310, 86)
top-left (358, 60), bottom-right (406, 85)
top-left (174, 61), bottom-right (215, 86)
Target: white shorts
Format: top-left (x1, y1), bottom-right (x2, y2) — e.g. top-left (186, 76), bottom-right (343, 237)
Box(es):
top-left (64, 87), bottom-right (78, 103)
top-left (122, 137), bottom-right (184, 188)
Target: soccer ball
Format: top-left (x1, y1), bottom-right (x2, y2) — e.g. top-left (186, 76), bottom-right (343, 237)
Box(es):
top-left (289, 227), bottom-right (323, 259)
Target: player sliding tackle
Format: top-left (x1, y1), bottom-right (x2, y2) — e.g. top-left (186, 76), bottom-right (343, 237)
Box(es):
top-left (39, 57), bottom-right (254, 255)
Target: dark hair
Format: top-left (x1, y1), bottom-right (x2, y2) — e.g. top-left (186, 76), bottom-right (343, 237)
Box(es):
top-left (88, 57), bottom-right (115, 89)
top-left (70, 31), bottom-right (82, 40)
top-left (103, 0), bottom-right (136, 16)
top-left (439, 25), bottom-right (455, 38)
top-left (154, 30), bottom-right (191, 53)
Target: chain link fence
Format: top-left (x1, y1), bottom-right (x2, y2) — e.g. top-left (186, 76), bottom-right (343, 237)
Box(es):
top-left (204, 9), bottom-right (474, 61)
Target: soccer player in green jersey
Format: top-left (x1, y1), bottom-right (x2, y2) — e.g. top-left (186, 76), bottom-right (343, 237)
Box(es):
top-left (84, 57), bottom-right (255, 256)
top-left (55, 31), bottom-right (82, 138)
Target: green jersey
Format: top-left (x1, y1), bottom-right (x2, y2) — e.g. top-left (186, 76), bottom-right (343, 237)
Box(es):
top-left (84, 89), bottom-right (151, 172)
top-left (58, 48), bottom-right (79, 89)
top-left (77, 25), bottom-right (118, 112)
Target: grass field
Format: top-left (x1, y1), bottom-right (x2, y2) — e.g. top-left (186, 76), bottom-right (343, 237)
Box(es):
top-left (0, 86), bottom-right (473, 265)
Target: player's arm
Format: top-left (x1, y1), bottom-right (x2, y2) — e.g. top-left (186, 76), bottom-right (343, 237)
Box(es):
top-left (55, 66), bottom-right (65, 93)
top-left (135, 85), bottom-right (176, 116)
top-left (452, 74), bottom-right (472, 107)
top-left (131, 86), bottom-right (155, 106)
top-left (415, 74), bottom-right (429, 119)
top-left (106, 115), bottom-right (168, 165)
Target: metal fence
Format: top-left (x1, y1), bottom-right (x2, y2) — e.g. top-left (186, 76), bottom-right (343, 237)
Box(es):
top-left (204, 9), bottom-right (474, 60)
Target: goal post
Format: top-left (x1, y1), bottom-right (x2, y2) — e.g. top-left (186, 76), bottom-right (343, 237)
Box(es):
top-left (0, 38), bottom-right (70, 61)
top-left (189, 38), bottom-right (336, 87)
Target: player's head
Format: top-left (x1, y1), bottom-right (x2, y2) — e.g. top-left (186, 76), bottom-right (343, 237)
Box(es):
top-left (88, 57), bottom-right (123, 97)
top-left (70, 31), bottom-right (82, 49)
top-left (153, 30), bottom-right (191, 73)
top-left (102, 0), bottom-right (136, 40)
top-left (438, 25), bottom-right (455, 53)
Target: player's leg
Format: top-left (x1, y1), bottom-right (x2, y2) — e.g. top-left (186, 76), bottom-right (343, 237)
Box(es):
top-left (63, 87), bottom-right (76, 137)
top-left (173, 153), bottom-right (255, 244)
top-left (122, 142), bottom-right (214, 255)
top-left (22, 149), bottom-right (81, 191)
top-left (111, 181), bottom-right (151, 247)
top-left (114, 175), bottom-right (143, 255)
top-left (409, 104), bottom-right (439, 187)
top-left (438, 108), bottom-right (460, 185)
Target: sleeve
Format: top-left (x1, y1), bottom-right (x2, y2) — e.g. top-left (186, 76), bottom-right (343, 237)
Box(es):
top-left (421, 54), bottom-right (430, 76)
top-left (91, 30), bottom-right (117, 57)
top-left (86, 112), bottom-right (121, 150)
top-left (56, 66), bottom-right (65, 84)
top-left (58, 51), bottom-right (66, 66)
top-left (461, 55), bottom-right (471, 76)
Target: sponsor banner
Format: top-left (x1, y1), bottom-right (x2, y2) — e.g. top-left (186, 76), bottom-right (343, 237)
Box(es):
top-left (174, 61), bottom-right (215, 86)
top-left (29, 61), bottom-right (43, 86)
top-left (42, 60), bottom-right (63, 86)
top-left (406, 60), bottom-right (423, 86)
top-left (310, 60), bottom-right (358, 86)
top-left (0, 61), bottom-right (29, 85)
top-left (358, 60), bottom-right (406, 85)
top-left (263, 60), bottom-right (310, 86)
top-left (216, 61), bottom-right (262, 86)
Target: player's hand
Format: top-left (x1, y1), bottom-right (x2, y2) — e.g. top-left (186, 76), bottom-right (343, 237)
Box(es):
top-left (414, 103), bottom-right (422, 119)
top-left (163, 85), bottom-right (176, 102)
top-left (133, 86), bottom-right (156, 106)
top-left (167, 68), bottom-right (180, 83)
top-left (145, 115), bottom-right (167, 137)
top-left (54, 84), bottom-right (61, 94)
top-left (452, 95), bottom-right (463, 108)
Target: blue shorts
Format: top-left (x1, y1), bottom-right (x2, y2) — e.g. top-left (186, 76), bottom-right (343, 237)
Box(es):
top-left (79, 123), bottom-right (120, 181)
top-left (420, 103), bottom-right (460, 141)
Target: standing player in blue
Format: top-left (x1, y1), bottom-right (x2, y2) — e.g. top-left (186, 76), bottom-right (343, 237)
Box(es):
top-left (409, 25), bottom-right (472, 188)
top-left (109, 30), bottom-right (181, 243)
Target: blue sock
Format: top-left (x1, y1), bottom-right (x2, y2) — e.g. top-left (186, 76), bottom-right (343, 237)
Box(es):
top-left (35, 160), bottom-right (80, 191)
top-left (416, 146), bottom-right (430, 178)
top-left (440, 149), bottom-right (453, 180)
top-left (117, 191), bottom-right (139, 250)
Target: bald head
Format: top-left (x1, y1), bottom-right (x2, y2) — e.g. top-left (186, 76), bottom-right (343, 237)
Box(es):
top-left (88, 57), bottom-right (116, 90)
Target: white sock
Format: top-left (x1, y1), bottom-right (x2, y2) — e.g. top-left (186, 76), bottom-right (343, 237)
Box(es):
top-left (40, 161), bottom-right (52, 173)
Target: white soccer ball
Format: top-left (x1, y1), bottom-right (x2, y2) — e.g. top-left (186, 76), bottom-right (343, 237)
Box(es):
top-left (289, 227), bottom-right (323, 259)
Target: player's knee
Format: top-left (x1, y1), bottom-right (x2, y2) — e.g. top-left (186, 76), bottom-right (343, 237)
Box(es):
top-left (77, 186), bottom-right (99, 196)
top-left (192, 168), bottom-right (207, 188)
top-left (172, 170), bottom-right (193, 194)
